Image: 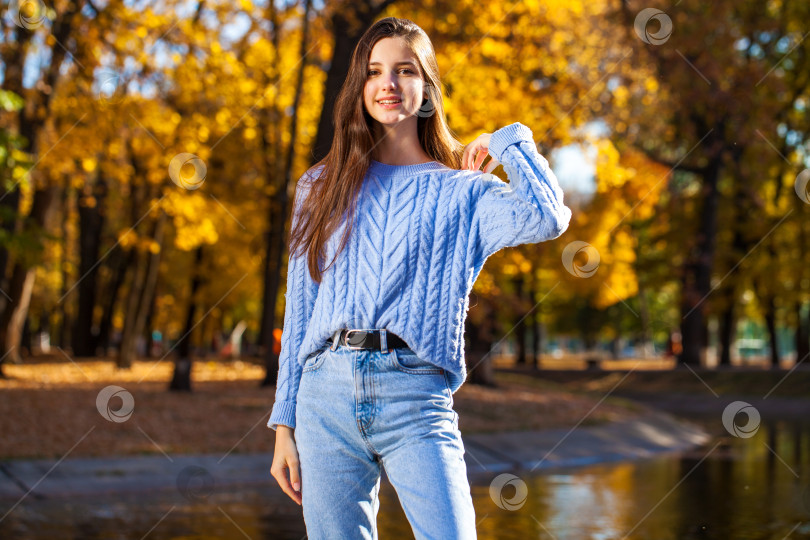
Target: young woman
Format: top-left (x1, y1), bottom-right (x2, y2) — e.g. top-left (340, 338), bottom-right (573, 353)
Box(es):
top-left (268, 16), bottom-right (572, 540)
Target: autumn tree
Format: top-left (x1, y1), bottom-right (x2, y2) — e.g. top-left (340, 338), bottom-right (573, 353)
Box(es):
top-left (602, 0), bottom-right (810, 365)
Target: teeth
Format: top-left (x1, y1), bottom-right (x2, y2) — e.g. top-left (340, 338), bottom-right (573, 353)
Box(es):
top-left (379, 100), bottom-right (400, 104)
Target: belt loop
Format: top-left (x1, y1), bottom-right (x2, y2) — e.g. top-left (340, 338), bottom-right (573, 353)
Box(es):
top-left (330, 329), bottom-right (341, 351)
top-left (380, 329), bottom-right (387, 353)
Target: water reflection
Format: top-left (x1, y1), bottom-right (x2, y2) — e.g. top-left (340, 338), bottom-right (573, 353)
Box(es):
top-left (1, 420), bottom-right (808, 539)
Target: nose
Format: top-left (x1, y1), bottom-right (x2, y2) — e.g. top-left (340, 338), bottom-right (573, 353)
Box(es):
top-left (382, 71), bottom-right (398, 89)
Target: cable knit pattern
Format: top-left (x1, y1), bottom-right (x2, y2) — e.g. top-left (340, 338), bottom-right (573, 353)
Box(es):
top-left (267, 122), bottom-right (572, 430)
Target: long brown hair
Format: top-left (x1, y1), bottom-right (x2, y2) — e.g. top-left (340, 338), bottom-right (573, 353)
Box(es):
top-left (290, 17), bottom-right (465, 284)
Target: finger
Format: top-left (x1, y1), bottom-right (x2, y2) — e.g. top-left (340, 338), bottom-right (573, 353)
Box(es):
top-left (289, 461), bottom-right (301, 495)
top-left (272, 464), bottom-right (303, 505)
top-left (474, 149), bottom-right (488, 171)
top-left (282, 471), bottom-right (303, 505)
top-left (285, 458), bottom-right (303, 505)
top-left (288, 481), bottom-right (302, 505)
top-left (469, 145), bottom-right (481, 171)
top-left (465, 138), bottom-right (482, 170)
top-left (282, 483), bottom-right (302, 505)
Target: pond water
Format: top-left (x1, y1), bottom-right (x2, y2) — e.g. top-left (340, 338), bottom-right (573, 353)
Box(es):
top-left (1, 419), bottom-right (808, 539)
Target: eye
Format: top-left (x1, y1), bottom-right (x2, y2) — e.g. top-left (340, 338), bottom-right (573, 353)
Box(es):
top-left (367, 68), bottom-right (415, 76)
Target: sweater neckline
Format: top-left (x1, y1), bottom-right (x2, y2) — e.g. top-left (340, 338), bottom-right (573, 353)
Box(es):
top-left (368, 159), bottom-right (448, 177)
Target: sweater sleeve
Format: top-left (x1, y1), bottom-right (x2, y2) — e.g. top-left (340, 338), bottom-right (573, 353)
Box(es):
top-left (470, 122), bottom-right (572, 268)
top-left (267, 169), bottom-right (321, 431)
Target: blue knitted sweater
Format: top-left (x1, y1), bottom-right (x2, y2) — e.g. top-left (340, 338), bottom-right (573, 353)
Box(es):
top-left (268, 122), bottom-right (572, 430)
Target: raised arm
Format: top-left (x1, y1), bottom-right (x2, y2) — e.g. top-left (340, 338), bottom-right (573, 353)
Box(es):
top-left (470, 122), bottom-right (572, 268)
top-left (267, 170), bottom-right (321, 431)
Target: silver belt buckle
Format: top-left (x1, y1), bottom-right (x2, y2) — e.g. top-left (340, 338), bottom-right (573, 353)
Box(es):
top-left (344, 329), bottom-right (366, 350)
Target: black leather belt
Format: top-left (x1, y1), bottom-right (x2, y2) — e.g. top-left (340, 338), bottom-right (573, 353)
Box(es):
top-left (327, 329), bottom-right (408, 351)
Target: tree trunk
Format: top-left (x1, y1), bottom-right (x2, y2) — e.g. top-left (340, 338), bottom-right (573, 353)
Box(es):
top-left (72, 174), bottom-right (107, 356)
top-left (134, 212), bottom-right (165, 357)
top-left (636, 273), bottom-right (654, 359)
top-left (97, 246), bottom-right (132, 355)
top-left (118, 207), bottom-right (165, 368)
top-left (0, 267), bottom-right (36, 364)
top-left (262, 0), bottom-right (313, 386)
top-left (117, 143), bottom-right (150, 368)
top-left (718, 188), bottom-right (749, 367)
top-left (610, 335), bottom-right (621, 360)
top-left (257, 0), bottom-right (282, 353)
top-left (513, 274), bottom-right (527, 365)
top-left (118, 246), bottom-right (148, 368)
top-left (58, 186), bottom-right (73, 351)
top-left (718, 296), bottom-right (735, 367)
top-left (717, 205), bottom-right (745, 368)
top-left (260, 194), bottom-right (285, 387)
top-left (530, 271), bottom-right (543, 370)
top-left (797, 301), bottom-right (810, 366)
top-left (170, 246), bottom-right (204, 392)
top-left (21, 315), bottom-right (32, 357)
top-left (0, 187), bottom-right (60, 365)
top-left (144, 287), bottom-right (158, 358)
top-left (466, 300), bottom-right (497, 387)
top-left (757, 222), bottom-right (784, 369)
top-left (0, 187), bottom-right (21, 302)
top-left (763, 290), bottom-right (780, 369)
top-left (795, 191), bottom-right (809, 367)
top-left (678, 154), bottom-right (722, 366)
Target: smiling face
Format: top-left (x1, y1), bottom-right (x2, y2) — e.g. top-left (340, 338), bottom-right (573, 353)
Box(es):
top-left (363, 36), bottom-right (426, 128)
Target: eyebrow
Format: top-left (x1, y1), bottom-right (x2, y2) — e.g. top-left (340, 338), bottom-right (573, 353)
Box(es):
top-left (368, 61), bottom-right (418, 67)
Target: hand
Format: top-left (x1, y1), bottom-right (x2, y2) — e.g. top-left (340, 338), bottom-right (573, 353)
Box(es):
top-left (270, 425), bottom-right (303, 505)
top-left (462, 132), bottom-right (500, 173)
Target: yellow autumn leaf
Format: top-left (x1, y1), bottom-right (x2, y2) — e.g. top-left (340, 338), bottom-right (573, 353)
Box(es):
top-left (81, 158), bottom-right (97, 173)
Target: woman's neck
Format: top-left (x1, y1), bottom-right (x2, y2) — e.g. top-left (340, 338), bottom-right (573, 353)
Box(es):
top-left (371, 122), bottom-right (432, 166)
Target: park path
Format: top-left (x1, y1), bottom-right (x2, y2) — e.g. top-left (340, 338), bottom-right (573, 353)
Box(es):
top-left (0, 409), bottom-right (710, 501)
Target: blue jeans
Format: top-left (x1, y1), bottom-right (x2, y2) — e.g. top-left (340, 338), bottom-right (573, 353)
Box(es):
top-left (294, 344), bottom-right (477, 539)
